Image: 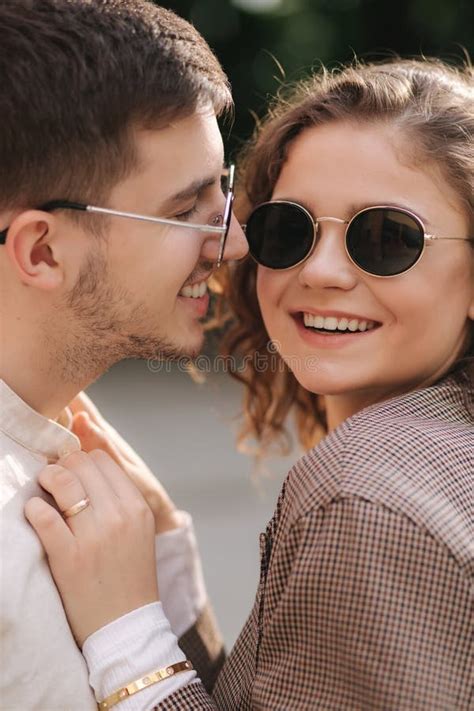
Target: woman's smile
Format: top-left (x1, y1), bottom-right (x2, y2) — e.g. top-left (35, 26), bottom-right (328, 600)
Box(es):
top-left (291, 309), bottom-right (382, 350)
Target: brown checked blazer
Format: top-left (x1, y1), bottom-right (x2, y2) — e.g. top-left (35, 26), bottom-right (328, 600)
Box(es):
top-left (157, 367), bottom-right (473, 710)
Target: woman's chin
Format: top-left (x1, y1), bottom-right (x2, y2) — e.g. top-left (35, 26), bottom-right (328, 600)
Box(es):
top-left (286, 363), bottom-right (350, 396)
top-left (289, 367), bottom-right (380, 401)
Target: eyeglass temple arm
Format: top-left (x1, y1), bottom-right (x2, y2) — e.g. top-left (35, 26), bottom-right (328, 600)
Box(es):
top-left (425, 234), bottom-right (473, 244)
top-left (0, 197), bottom-right (229, 244)
top-left (0, 201), bottom-right (87, 244)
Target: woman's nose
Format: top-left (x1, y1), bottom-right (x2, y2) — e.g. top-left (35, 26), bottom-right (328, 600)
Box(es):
top-left (297, 221), bottom-right (358, 290)
top-left (224, 214), bottom-right (249, 261)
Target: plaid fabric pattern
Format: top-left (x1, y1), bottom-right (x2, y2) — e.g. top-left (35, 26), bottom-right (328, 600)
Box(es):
top-left (157, 368), bottom-right (473, 710)
top-left (179, 601), bottom-right (226, 694)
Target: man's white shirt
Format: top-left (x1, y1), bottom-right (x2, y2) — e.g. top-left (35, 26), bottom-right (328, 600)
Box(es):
top-left (0, 380), bottom-right (200, 710)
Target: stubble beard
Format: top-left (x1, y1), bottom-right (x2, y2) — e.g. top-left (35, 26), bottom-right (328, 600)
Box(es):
top-left (50, 248), bottom-right (199, 384)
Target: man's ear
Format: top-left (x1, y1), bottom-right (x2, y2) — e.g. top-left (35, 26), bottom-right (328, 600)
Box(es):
top-left (5, 210), bottom-right (65, 290)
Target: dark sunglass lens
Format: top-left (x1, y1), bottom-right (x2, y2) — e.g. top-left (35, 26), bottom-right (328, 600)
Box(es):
top-left (246, 202), bottom-right (314, 269)
top-left (347, 208), bottom-right (424, 276)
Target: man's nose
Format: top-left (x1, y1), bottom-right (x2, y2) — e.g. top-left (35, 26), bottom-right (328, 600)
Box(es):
top-left (201, 213), bottom-right (248, 264)
top-left (223, 214), bottom-right (249, 262)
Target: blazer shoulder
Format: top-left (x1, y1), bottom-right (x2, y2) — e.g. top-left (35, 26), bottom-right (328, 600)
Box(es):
top-left (283, 373), bottom-right (473, 570)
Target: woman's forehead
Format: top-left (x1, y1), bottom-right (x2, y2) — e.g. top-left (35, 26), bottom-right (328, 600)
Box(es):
top-left (274, 122), bottom-right (469, 232)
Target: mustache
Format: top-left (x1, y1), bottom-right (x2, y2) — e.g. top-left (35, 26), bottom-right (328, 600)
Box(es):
top-left (183, 261), bottom-right (215, 287)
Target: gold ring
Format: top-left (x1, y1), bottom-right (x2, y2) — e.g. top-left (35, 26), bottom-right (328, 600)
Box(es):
top-left (62, 497), bottom-right (91, 519)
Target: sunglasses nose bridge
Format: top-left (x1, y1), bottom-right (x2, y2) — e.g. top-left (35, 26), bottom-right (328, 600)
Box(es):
top-left (301, 215), bottom-right (349, 266)
top-left (313, 216), bottom-right (350, 247)
top-left (315, 216), bottom-right (349, 226)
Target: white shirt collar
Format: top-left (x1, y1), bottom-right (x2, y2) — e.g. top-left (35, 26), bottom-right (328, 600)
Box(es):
top-left (0, 380), bottom-right (81, 461)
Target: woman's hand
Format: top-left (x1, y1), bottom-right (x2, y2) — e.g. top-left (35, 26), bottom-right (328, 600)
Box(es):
top-left (24, 449), bottom-right (159, 647)
top-left (69, 393), bottom-right (182, 534)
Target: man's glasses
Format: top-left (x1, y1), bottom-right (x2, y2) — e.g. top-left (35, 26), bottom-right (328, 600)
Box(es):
top-left (245, 201), bottom-right (473, 277)
top-left (0, 165), bottom-right (235, 268)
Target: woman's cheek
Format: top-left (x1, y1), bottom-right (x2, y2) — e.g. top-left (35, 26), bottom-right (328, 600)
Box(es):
top-left (255, 266), bottom-right (270, 307)
top-left (256, 268), bottom-right (284, 337)
top-left (256, 266), bottom-right (290, 313)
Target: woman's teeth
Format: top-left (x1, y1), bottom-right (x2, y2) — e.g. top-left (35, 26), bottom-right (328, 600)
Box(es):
top-left (179, 280), bottom-right (208, 298)
top-left (303, 313), bottom-right (376, 333)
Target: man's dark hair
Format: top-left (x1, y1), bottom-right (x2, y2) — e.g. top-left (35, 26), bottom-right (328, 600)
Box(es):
top-left (0, 0), bottom-right (232, 211)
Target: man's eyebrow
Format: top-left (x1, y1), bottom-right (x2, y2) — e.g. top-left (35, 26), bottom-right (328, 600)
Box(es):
top-left (160, 176), bottom-right (217, 211)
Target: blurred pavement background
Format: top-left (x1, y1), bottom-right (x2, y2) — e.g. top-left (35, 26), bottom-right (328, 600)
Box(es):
top-left (87, 360), bottom-right (296, 647)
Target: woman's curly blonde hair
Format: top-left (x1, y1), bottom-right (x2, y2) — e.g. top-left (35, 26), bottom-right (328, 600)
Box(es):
top-left (215, 57), bottom-right (474, 458)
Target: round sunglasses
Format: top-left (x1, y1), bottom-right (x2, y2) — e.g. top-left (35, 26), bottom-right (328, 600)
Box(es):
top-left (244, 201), bottom-right (472, 277)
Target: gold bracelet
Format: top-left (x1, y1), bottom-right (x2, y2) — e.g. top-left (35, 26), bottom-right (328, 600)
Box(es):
top-left (98, 660), bottom-right (193, 709)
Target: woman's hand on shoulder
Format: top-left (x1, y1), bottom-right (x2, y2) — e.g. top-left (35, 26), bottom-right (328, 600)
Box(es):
top-left (69, 392), bottom-right (183, 534)
top-left (25, 449), bottom-right (159, 647)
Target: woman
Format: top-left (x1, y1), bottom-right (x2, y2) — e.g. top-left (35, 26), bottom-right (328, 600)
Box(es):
top-left (26, 58), bottom-right (473, 710)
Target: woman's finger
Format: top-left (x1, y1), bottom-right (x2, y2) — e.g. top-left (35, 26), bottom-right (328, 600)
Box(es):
top-left (72, 418), bottom-right (175, 530)
top-left (59, 453), bottom-right (125, 535)
top-left (69, 392), bottom-right (106, 428)
top-left (71, 400), bottom-right (136, 465)
top-left (72, 412), bottom-right (117, 456)
top-left (70, 394), bottom-right (134, 458)
top-left (72, 413), bottom-right (125, 467)
top-left (38, 464), bottom-right (91, 519)
top-left (87, 448), bottom-right (149, 504)
top-left (72, 416), bottom-right (146, 499)
top-left (24, 497), bottom-right (76, 559)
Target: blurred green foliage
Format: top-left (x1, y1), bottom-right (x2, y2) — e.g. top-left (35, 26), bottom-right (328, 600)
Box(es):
top-left (158, 0), bottom-right (473, 156)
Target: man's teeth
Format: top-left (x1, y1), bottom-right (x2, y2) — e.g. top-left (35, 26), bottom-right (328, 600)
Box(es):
top-left (179, 280), bottom-right (208, 298)
top-left (303, 313), bottom-right (376, 332)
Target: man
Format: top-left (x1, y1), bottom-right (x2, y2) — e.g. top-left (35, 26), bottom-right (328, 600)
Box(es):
top-left (0, 1), bottom-right (246, 708)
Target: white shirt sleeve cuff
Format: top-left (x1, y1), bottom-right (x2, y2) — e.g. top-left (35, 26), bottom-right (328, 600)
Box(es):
top-left (155, 511), bottom-right (207, 638)
top-left (83, 602), bottom-right (195, 710)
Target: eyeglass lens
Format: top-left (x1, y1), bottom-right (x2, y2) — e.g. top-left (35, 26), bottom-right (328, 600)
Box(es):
top-left (347, 208), bottom-right (424, 276)
top-left (246, 202), bottom-right (315, 270)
